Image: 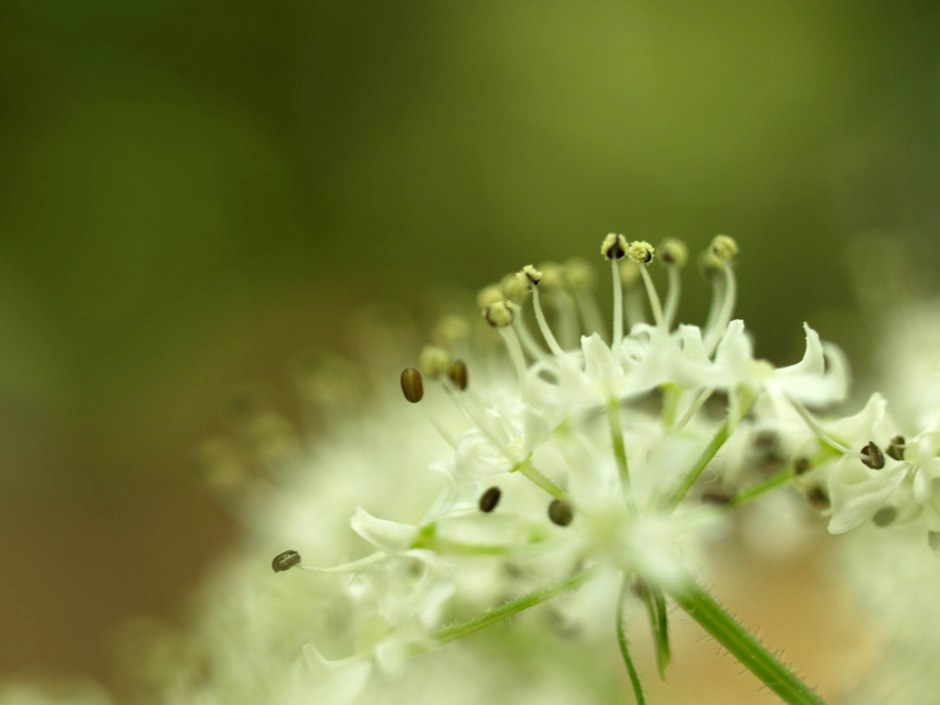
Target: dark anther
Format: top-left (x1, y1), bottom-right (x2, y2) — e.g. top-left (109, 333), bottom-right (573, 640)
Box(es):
top-left (886, 435), bottom-right (906, 462)
top-left (860, 441), bottom-right (885, 470)
top-left (793, 457), bottom-right (811, 475)
top-left (400, 367), bottom-right (424, 404)
top-left (806, 486), bottom-right (830, 509)
top-left (548, 498), bottom-right (574, 527)
top-left (478, 486), bottom-right (502, 513)
top-left (272, 549), bottom-right (302, 573)
top-left (701, 489), bottom-right (734, 506)
top-left (872, 506), bottom-right (898, 527)
top-left (448, 360), bottom-right (469, 391)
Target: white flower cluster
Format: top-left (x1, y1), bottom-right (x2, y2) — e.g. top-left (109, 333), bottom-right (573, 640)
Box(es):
top-left (148, 234), bottom-right (940, 704)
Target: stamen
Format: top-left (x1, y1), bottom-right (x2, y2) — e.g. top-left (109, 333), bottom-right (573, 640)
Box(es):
top-left (478, 486), bottom-right (502, 513)
top-left (529, 275), bottom-right (567, 358)
top-left (498, 326), bottom-right (529, 384)
top-left (564, 257), bottom-right (606, 339)
top-left (271, 549), bottom-right (302, 573)
top-left (886, 435), bottom-right (906, 461)
top-left (547, 498), bottom-right (574, 527)
top-left (704, 235), bottom-right (739, 354)
top-left (872, 506), bottom-right (897, 527)
top-left (400, 367), bottom-right (424, 404)
top-left (672, 387), bottom-right (715, 435)
top-left (419, 345), bottom-right (451, 380)
top-left (659, 238), bottom-right (688, 329)
top-left (448, 359), bottom-right (469, 391)
top-left (860, 441), bottom-right (886, 470)
top-left (620, 261), bottom-right (646, 328)
top-left (626, 241), bottom-right (664, 329)
top-left (502, 272), bottom-right (531, 303)
top-left (510, 306), bottom-right (550, 361)
top-left (433, 315), bottom-right (470, 349)
top-left (602, 234), bottom-right (629, 344)
top-left (477, 284), bottom-right (504, 310)
top-left (790, 399), bottom-right (866, 460)
top-left (484, 301), bottom-right (515, 329)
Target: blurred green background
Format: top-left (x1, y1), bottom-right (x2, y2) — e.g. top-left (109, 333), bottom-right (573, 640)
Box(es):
top-left (1, 0), bottom-right (939, 696)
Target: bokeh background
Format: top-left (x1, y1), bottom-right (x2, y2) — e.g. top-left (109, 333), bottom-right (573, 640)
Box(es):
top-left (1, 0), bottom-right (939, 700)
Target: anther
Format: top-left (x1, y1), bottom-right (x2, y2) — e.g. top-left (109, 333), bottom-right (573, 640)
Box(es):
top-left (701, 488), bottom-right (734, 506)
top-left (478, 486), bottom-right (502, 513)
top-left (522, 264), bottom-right (543, 286)
top-left (400, 367), bottom-right (424, 403)
top-left (419, 345), bottom-right (451, 379)
top-left (710, 234), bottom-right (739, 263)
top-left (538, 261), bottom-right (564, 288)
top-left (272, 549), bottom-right (302, 573)
top-left (929, 531), bottom-right (940, 552)
top-left (433, 315), bottom-right (470, 347)
top-left (860, 441), bottom-right (886, 470)
top-left (477, 284), bottom-right (504, 310)
top-left (699, 250), bottom-right (724, 278)
top-left (501, 272), bottom-right (530, 302)
top-left (548, 498), bottom-right (574, 527)
top-left (886, 435), bottom-right (906, 461)
top-left (872, 506), bottom-right (898, 527)
top-left (484, 301), bottom-right (515, 328)
top-left (626, 240), bottom-right (655, 264)
top-left (793, 457), bottom-right (811, 475)
top-left (448, 359), bottom-right (469, 391)
top-left (659, 238), bottom-right (688, 268)
top-left (806, 486), bottom-right (830, 509)
top-left (601, 233), bottom-right (628, 260)
top-left (564, 258), bottom-right (595, 290)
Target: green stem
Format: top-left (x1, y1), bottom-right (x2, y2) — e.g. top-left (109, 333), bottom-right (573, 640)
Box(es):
top-left (606, 399), bottom-right (637, 513)
top-left (662, 386), bottom-right (758, 511)
top-left (514, 459), bottom-right (567, 500)
top-left (616, 576), bottom-right (647, 705)
top-left (637, 578), bottom-right (671, 678)
top-left (729, 467), bottom-right (794, 508)
top-left (665, 571), bottom-right (829, 705)
top-left (434, 568), bottom-right (595, 645)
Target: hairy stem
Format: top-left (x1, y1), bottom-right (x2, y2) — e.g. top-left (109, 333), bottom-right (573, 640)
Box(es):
top-left (665, 571), bottom-right (829, 705)
top-left (616, 576), bottom-right (647, 705)
top-left (434, 569), bottom-right (595, 645)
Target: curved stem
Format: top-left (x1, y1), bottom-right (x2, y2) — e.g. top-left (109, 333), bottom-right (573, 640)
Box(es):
top-left (665, 571), bottom-right (829, 705)
top-left (616, 576), bottom-right (647, 705)
top-left (434, 568), bottom-right (596, 645)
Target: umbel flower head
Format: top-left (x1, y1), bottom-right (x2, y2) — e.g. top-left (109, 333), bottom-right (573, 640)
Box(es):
top-left (151, 233), bottom-right (940, 705)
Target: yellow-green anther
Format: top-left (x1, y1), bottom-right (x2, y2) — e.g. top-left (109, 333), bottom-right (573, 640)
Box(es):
top-left (626, 240), bottom-right (655, 264)
top-left (419, 345), bottom-right (451, 379)
top-left (658, 238), bottom-right (688, 268)
top-left (601, 233), bottom-right (628, 260)
top-left (710, 234), bottom-right (739, 263)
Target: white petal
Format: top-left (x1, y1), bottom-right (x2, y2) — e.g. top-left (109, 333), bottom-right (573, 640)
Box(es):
top-left (350, 507), bottom-right (418, 553)
top-left (826, 457), bottom-right (906, 534)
